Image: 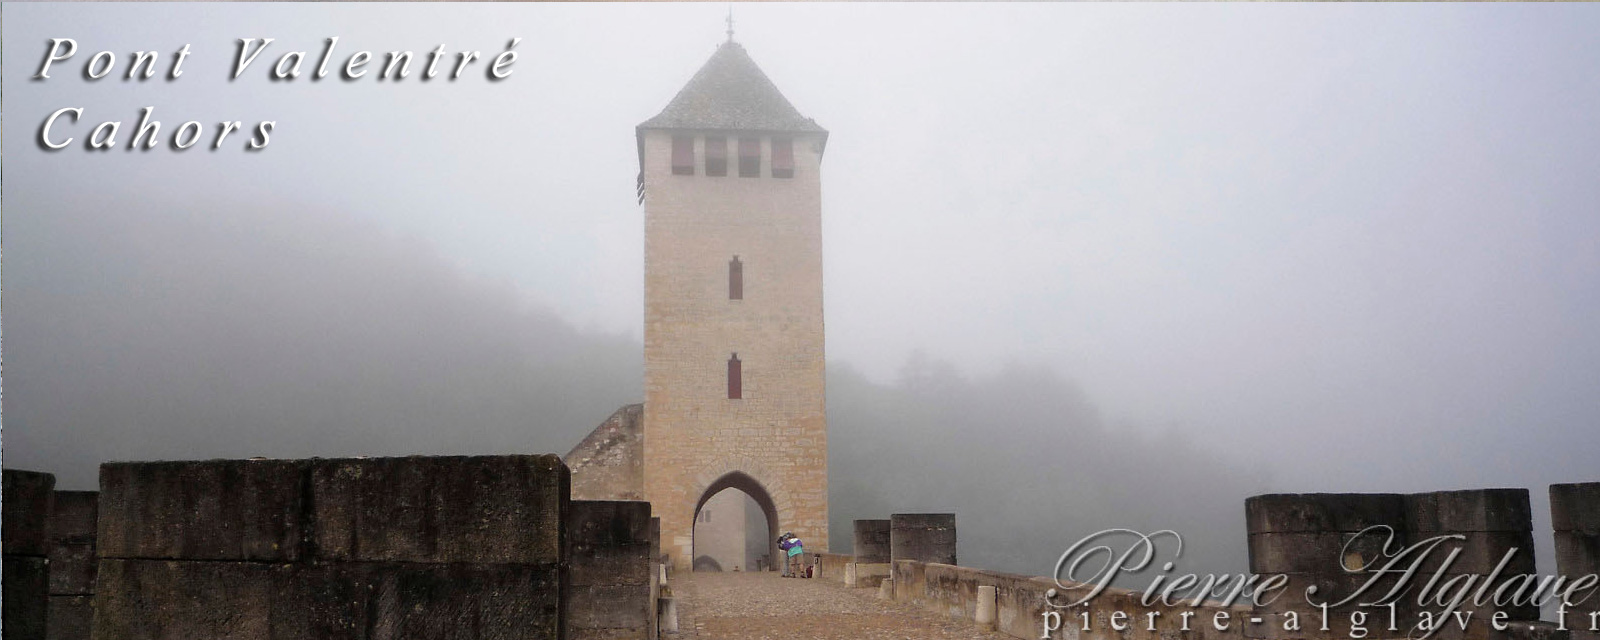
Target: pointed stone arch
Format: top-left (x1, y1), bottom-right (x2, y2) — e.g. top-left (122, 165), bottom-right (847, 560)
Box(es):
top-left (691, 468), bottom-right (782, 572)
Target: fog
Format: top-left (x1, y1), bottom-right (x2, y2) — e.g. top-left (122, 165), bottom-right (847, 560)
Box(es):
top-left (5, 3), bottom-right (1599, 580)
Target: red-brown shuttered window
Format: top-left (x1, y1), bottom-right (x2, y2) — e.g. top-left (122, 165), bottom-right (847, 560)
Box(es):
top-left (738, 137), bottom-right (761, 177)
top-left (771, 137), bottom-right (794, 178)
top-left (705, 136), bottom-right (728, 177)
top-left (672, 135), bottom-right (694, 175)
top-left (729, 256), bottom-right (743, 300)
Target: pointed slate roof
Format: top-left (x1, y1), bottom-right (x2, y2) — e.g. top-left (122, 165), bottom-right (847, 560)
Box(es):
top-left (639, 41), bottom-right (826, 135)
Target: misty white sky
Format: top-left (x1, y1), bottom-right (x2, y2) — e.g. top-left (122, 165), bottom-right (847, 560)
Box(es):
top-left (5, 3), bottom-right (1599, 504)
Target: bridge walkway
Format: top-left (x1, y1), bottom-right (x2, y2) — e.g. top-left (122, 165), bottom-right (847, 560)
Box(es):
top-left (670, 571), bottom-right (1009, 640)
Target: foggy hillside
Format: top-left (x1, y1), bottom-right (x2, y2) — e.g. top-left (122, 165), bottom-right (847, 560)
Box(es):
top-left (2, 196), bottom-right (642, 483)
top-left (4, 195), bottom-right (1260, 577)
top-left (826, 358), bottom-right (1267, 579)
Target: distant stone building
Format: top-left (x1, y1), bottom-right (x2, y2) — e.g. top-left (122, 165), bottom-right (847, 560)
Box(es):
top-left (565, 37), bottom-right (829, 570)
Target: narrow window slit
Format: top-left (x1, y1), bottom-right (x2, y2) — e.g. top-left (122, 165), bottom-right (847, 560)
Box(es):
top-left (672, 135), bottom-right (695, 175)
top-left (738, 137), bottom-right (761, 177)
top-left (772, 137), bottom-right (794, 179)
top-left (706, 136), bottom-right (728, 177)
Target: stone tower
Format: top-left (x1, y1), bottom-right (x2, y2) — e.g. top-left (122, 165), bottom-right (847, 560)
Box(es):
top-left (635, 39), bottom-right (829, 569)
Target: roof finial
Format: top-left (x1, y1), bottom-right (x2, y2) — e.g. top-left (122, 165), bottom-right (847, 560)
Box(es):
top-left (725, 6), bottom-right (735, 43)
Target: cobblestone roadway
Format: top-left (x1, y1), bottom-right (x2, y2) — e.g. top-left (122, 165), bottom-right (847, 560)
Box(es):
top-left (669, 571), bottom-right (1010, 640)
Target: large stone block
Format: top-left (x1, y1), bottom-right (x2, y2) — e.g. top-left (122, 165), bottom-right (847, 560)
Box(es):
top-left (1551, 483), bottom-right (1600, 533)
top-left (92, 558), bottom-right (560, 640)
top-left (1413, 530), bottom-right (1539, 576)
top-left (1246, 495), bottom-right (1407, 640)
top-left (1246, 489), bottom-right (1545, 640)
top-left (565, 585), bottom-right (653, 634)
top-left (1408, 489), bottom-right (1532, 533)
top-left (566, 501), bottom-right (653, 639)
top-left (98, 459), bottom-right (309, 561)
top-left (92, 559), bottom-right (356, 640)
top-left (853, 519), bottom-right (891, 564)
top-left (1554, 530), bottom-right (1600, 606)
top-left (360, 562), bottom-right (562, 640)
top-left (890, 513), bottom-right (956, 565)
top-left (566, 501), bottom-right (652, 587)
top-left (1247, 532), bottom-right (1346, 574)
top-left (4, 555), bottom-right (51, 640)
top-left (47, 544), bottom-right (97, 597)
top-left (311, 455), bottom-right (568, 564)
top-left (48, 492), bottom-right (98, 546)
top-left (47, 596), bottom-right (93, 640)
top-left (4, 470), bottom-right (57, 557)
top-left (568, 502), bottom-right (652, 550)
top-left (1245, 493), bottom-right (1407, 534)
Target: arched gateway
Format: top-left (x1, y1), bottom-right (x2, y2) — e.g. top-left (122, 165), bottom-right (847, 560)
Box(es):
top-left (691, 471), bottom-right (779, 572)
top-left (565, 37), bottom-right (830, 570)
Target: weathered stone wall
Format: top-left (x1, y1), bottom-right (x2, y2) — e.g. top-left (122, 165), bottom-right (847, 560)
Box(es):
top-left (1552, 483), bottom-right (1600, 640)
top-left (814, 552), bottom-right (851, 581)
top-left (888, 559), bottom-right (1250, 640)
top-left (869, 484), bottom-right (1586, 640)
top-left (565, 404), bottom-right (645, 502)
top-left (4, 470), bottom-right (56, 640)
top-left (891, 513), bottom-right (957, 565)
top-left (1247, 490), bottom-right (1550, 640)
top-left (640, 126), bottom-right (831, 569)
top-left (47, 491), bottom-right (98, 640)
top-left (565, 500), bottom-right (655, 640)
top-left (1409, 489), bottom-right (1540, 639)
top-left (92, 455), bottom-right (568, 640)
top-left (1245, 493), bottom-right (1409, 639)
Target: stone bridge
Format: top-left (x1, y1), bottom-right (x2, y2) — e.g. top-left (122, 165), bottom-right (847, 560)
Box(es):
top-left (4, 458), bottom-right (1598, 640)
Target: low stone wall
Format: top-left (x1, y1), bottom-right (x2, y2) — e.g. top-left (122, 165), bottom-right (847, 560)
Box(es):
top-left (814, 552), bottom-right (852, 582)
top-left (889, 559), bottom-right (1249, 640)
top-left (846, 562), bottom-right (889, 588)
top-left (875, 486), bottom-right (1578, 640)
top-left (813, 550), bottom-right (888, 589)
top-left (8, 457), bottom-right (1595, 640)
